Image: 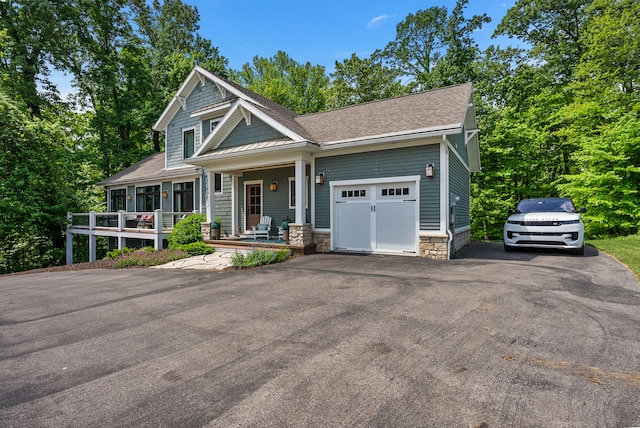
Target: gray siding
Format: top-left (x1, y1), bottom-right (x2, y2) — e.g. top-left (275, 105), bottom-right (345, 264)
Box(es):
top-left (213, 174), bottom-right (233, 236)
top-left (161, 181), bottom-right (172, 212)
top-left (218, 117), bottom-right (285, 150)
top-left (166, 81), bottom-right (234, 169)
top-left (314, 144), bottom-right (442, 230)
top-left (448, 132), bottom-right (468, 165)
top-left (238, 166), bottom-right (310, 232)
top-left (126, 185), bottom-right (135, 212)
top-left (449, 152), bottom-right (470, 228)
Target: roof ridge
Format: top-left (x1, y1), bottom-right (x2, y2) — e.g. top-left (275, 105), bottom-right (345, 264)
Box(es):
top-left (299, 81), bottom-right (472, 118)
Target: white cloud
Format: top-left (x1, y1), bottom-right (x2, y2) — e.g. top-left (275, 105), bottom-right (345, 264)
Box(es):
top-left (366, 14), bottom-right (392, 29)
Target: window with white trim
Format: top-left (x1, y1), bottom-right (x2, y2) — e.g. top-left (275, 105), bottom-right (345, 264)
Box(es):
top-left (288, 176), bottom-right (309, 209)
top-left (214, 173), bottom-right (223, 194)
top-left (183, 127), bottom-right (195, 159)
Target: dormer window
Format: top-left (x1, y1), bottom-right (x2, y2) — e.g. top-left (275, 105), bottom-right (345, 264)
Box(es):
top-left (183, 127), bottom-right (195, 159)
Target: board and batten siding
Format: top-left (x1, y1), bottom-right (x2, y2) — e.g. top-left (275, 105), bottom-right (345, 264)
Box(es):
top-left (449, 150), bottom-right (470, 228)
top-left (218, 117), bottom-right (285, 150)
top-left (166, 81), bottom-right (234, 170)
top-left (314, 143), bottom-right (441, 230)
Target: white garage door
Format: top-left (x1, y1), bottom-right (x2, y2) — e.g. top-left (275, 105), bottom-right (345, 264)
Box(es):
top-left (333, 179), bottom-right (418, 254)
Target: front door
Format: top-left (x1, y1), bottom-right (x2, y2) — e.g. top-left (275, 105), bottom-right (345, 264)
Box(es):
top-left (245, 183), bottom-right (262, 229)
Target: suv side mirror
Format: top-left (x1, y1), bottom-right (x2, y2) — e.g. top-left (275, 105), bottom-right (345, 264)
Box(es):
top-left (578, 207), bottom-right (586, 213)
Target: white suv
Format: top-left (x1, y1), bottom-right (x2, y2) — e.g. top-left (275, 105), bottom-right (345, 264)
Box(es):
top-left (503, 198), bottom-right (586, 255)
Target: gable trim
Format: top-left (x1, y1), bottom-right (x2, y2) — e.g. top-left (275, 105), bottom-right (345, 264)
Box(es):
top-left (193, 99), bottom-right (306, 157)
top-left (153, 66), bottom-right (267, 132)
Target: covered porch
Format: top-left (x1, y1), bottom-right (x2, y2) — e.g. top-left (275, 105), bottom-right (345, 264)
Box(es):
top-left (197, 146), bottom-right (318, 253)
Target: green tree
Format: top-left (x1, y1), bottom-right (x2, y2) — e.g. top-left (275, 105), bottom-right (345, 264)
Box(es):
top-left (557, 112), bottom-right (640, 236)
top-left (0, 0), bottom-right (81, 115)
top-left (0, 94), bottom-right (79, 273)
top-left (328, 53), bottom-right (408, 109)
top-left (377, 0), bottom-right (489, 90)
top-left (494, 0), bottom-right (591, 82)
top-left (234, 51), bottom-right (329, 114)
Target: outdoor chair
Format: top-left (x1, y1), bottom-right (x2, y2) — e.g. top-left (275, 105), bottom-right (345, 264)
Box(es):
top-left (252, 215), bottom-right (272, 240)
top-left (137, 214), bottom-right (153, 228)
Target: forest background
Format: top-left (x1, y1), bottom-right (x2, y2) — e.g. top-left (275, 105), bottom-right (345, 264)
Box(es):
top-left (1, 0), bottom-right (638, 273)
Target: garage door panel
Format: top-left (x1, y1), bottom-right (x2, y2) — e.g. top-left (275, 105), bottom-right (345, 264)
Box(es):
top-left (335, 202), bottom-right (371, 250)
top-left (375, 201), bottom-right (416, 252)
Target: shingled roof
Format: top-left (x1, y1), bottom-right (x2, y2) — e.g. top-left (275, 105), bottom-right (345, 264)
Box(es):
top-left (295, 82), bottom-right (473, 144)
top-left (99, 152), bottom-right (200, 186)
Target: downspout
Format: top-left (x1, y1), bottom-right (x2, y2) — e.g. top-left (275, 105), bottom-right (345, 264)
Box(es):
top-left (447, 225), bottom-right (453, 260)
top-left (443, 135), bottom-right (453, 260)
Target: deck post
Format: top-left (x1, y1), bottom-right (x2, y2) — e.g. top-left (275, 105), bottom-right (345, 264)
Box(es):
top-left (118, 210), bottom-right (125, 231)
top-left (154, 209), bottom-right (162, 250)
top-left (88, 211), bottom-right (96, 262)
top-left (66, 232), bottom-right (73, 265)
top-left (88, 235), bottom-right (96, 262)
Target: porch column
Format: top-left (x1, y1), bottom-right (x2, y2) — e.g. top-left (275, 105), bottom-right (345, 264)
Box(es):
top-left (206, 171), bottom-right (216, 223)
top-left (294, 159), bottom-right (306, 224)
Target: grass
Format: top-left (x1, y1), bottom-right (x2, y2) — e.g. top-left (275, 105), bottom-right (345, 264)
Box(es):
top-left (586, 235), bottom-right (640, 280)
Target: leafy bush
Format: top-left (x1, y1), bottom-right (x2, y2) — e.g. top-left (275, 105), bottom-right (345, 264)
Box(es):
top-left (113, 248), bottom-right (189, 268)
top-left (168, 213), bottom-right (206, 249)
top-left (231, 248), bottom-right (289, 269)
top-left (105, 247), bottom-right (136, 260)
top-left (173, 241), bottom-right (215, 256)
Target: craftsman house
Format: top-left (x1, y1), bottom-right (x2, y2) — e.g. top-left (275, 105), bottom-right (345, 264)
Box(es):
top-left (66, 66), bottom-right (480, 262)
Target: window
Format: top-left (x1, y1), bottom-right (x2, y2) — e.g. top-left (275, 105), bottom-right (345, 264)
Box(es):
top-left (381, 187), bottom-right (410, 197)
top-left (136, 185), bottom-right (160, 211)
top-left (110, 188), bottom-right (126, 211)
top-left (183, 128), bottom-right (195, 159)
top-left (214, 173), bottom-right (223, 194)
top-left (288, 176), bottom-right (309, 209)
top-left (173, 182), bottom-right (193, 212)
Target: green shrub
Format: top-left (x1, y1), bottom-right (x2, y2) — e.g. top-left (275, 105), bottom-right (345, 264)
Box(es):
top-left (168, 213), bottom-right (206, 249)
top-left (231, 248), bottom-right (289, 268)
top-left (105, 247), bottom-right (135, 260)
top-left (173, 241), bottom-right (215, 256)
top-left (113, 248), bottom-right (189, 268)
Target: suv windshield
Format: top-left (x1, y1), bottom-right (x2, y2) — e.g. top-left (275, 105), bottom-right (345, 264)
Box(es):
top-left (516, 198), bottom-right (576, 214)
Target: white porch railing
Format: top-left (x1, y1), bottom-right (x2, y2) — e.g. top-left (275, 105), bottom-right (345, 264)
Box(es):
top-left (65, 210), bottom-right (197, 264)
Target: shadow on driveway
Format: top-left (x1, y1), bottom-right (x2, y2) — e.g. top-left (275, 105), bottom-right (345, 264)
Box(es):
top-left (456, 240), bottom-right (599, 261)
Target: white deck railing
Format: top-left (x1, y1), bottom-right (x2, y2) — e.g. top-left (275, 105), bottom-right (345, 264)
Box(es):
top-left (65, 210), bottom-right (198, 264)
top-left (67, 210), bottom-right (197, 232)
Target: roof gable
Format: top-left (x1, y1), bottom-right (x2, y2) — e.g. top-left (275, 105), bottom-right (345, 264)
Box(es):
top-left (193, 99), bottom-right (306, 157)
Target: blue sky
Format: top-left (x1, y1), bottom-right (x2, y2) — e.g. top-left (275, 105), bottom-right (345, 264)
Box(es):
top-left (53, 0), bottom-right (518, 97)
top-left (195, 0), bottom-right (518, 71)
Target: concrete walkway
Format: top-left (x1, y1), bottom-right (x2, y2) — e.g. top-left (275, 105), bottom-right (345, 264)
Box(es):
top-left (151, 248), bottom-right (248, 270)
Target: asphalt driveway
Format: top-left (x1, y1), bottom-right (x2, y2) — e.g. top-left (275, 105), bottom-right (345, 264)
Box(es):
top-left (1, 242), bottom-right (639, 427)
